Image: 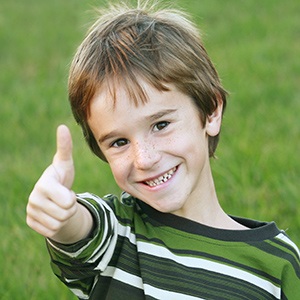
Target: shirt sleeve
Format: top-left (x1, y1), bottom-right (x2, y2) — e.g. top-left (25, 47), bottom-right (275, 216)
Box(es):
top-left (46, 192), bottom-right (119, 299)
top-left (279, 233), bottom-right (300, 299)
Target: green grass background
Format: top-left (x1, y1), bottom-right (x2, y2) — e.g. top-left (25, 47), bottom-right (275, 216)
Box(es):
top-left (1, 0), bottom-right (299, 298)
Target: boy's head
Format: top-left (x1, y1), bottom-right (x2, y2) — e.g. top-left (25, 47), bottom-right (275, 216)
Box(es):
top-left (68, 1), bottom-right (227, 161)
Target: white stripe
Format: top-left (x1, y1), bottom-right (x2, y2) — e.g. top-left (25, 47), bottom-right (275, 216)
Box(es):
top-left (276, 232), bottom-right (300, 259)
top-left (93, 219), bottom-right (137, 270)
top-left (84, 195), bottom-right (119, 270)
top-left (144, 284), bottom-right (205, 300)
top-left (117, 223), bottom-right (137, 244)
top-left (102, 266), bottom-right (144, 289)
top-left (69, 288), bottom-right (89, 299)
top-left (101, 267), bottom-right (205, 299)
top-left (137, 242), bottom-right (281, 299)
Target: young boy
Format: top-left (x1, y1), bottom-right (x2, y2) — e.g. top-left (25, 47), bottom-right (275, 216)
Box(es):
top-left (26, 1), bottom-right (300, 299)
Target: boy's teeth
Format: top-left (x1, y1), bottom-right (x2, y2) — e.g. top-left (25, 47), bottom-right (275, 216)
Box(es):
top-left (145, 167), bottom-right (176, 187)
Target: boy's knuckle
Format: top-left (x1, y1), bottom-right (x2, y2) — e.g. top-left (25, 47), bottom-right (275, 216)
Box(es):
top-left (56, 210), bottom-right (70, 222)
top-left (61, 194), bottom-right (76, 210)
top-left (48, 223), bottom-right (60, 233)
top-left (28, 196), bottom-right (38, 207)
top-left (26, 215), bottom-right (34, 228)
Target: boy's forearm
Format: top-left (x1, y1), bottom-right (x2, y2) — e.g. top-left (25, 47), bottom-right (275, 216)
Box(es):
top-left (51, 202), bottom-right (94, 244)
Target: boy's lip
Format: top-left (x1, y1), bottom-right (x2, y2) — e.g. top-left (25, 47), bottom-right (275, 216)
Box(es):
top-left (141, 166), bottom-right (178, 187)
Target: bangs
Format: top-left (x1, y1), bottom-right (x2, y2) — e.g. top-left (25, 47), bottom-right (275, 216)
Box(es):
top-left (97, 71), bottom-right (170, 111)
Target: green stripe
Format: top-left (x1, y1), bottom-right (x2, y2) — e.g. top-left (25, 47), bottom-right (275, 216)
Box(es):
top-left (248, 239), bottom-right (300, 278)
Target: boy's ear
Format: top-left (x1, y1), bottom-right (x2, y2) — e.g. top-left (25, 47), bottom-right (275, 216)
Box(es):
top-left (206, 95), bottom-right (223, 137)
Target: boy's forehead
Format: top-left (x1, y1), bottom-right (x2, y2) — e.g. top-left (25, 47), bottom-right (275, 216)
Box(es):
top-left (91, 77), bottom-right (174, 110)
top-left (91, 81), bottom-right (139, 111)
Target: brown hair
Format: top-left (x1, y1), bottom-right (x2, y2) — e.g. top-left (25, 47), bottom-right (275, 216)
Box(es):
top-left (68, 1), bottom-right (228, 161)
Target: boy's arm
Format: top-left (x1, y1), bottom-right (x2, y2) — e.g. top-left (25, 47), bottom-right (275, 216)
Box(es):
top-left (26, 125), bottom-right (93, 244)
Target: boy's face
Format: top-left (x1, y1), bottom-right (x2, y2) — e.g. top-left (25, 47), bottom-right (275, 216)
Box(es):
top-left (88, 80), bottom-right (222, 219)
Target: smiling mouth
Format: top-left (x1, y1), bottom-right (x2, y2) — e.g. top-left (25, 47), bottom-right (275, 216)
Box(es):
top-left (144, 167), bottom-right (177, 187)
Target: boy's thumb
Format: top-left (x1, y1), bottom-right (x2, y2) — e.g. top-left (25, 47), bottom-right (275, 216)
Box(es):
top-left (52, 125), bottom-right (74, 188)
top-left (54, 125), bottom-right (73, 165)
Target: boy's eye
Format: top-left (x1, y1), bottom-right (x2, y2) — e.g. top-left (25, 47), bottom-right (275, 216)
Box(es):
top-left (153, 121), bottom-right (170, 132)
top-left (111, 138), bottom-right (129, 148)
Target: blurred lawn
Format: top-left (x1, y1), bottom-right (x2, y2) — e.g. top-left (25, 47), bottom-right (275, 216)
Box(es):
top-left (0, 0), bottom-right (299, 299)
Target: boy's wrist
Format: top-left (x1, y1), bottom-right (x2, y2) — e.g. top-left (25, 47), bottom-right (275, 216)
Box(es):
top-left (51, 202), bottom-right (94, 245)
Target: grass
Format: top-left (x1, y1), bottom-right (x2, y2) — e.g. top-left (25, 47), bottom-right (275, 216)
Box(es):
top-left (0, 0), bottom-right (299, 298)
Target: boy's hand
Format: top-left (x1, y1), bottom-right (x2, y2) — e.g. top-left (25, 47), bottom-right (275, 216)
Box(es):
top-left (26, 125), bottom-right (93, 244)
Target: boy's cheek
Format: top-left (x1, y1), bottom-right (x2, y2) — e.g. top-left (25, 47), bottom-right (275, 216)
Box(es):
top-left (109, 161), bottom-right (128, 186)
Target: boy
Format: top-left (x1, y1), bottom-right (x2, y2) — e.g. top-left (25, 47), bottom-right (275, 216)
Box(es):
top-left (26, 1), bottom-right (300, 299)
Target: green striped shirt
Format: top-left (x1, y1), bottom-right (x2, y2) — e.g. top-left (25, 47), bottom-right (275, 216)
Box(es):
top-left (47, 192), bottom-right (300, 299)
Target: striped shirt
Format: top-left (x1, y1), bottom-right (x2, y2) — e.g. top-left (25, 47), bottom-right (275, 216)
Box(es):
top-left (47, 192), bottom-right (300, 299)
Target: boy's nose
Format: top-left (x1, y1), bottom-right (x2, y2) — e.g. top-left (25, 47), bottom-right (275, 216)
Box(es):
top-left (132, 141), bottom-right (160, 170)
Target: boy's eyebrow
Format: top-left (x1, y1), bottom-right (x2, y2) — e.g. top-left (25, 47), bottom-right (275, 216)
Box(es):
top-left (146, 108), bottom-right (177, 122)
top-left (98, 108), bottom-right (177, 144)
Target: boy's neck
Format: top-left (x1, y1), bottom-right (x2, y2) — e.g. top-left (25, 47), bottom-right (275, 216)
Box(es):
top-left (173, 196), bottom-right (248, 230)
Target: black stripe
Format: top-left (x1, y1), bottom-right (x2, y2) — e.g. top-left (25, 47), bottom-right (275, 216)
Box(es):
top-left (90, 277), bottom-right (145, 300)
top-left (108, 236), bottom-right (141, 277)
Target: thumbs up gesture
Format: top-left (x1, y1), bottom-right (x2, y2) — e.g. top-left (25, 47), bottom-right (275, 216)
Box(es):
top-left (26, 125), bottom-right (93, 244)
